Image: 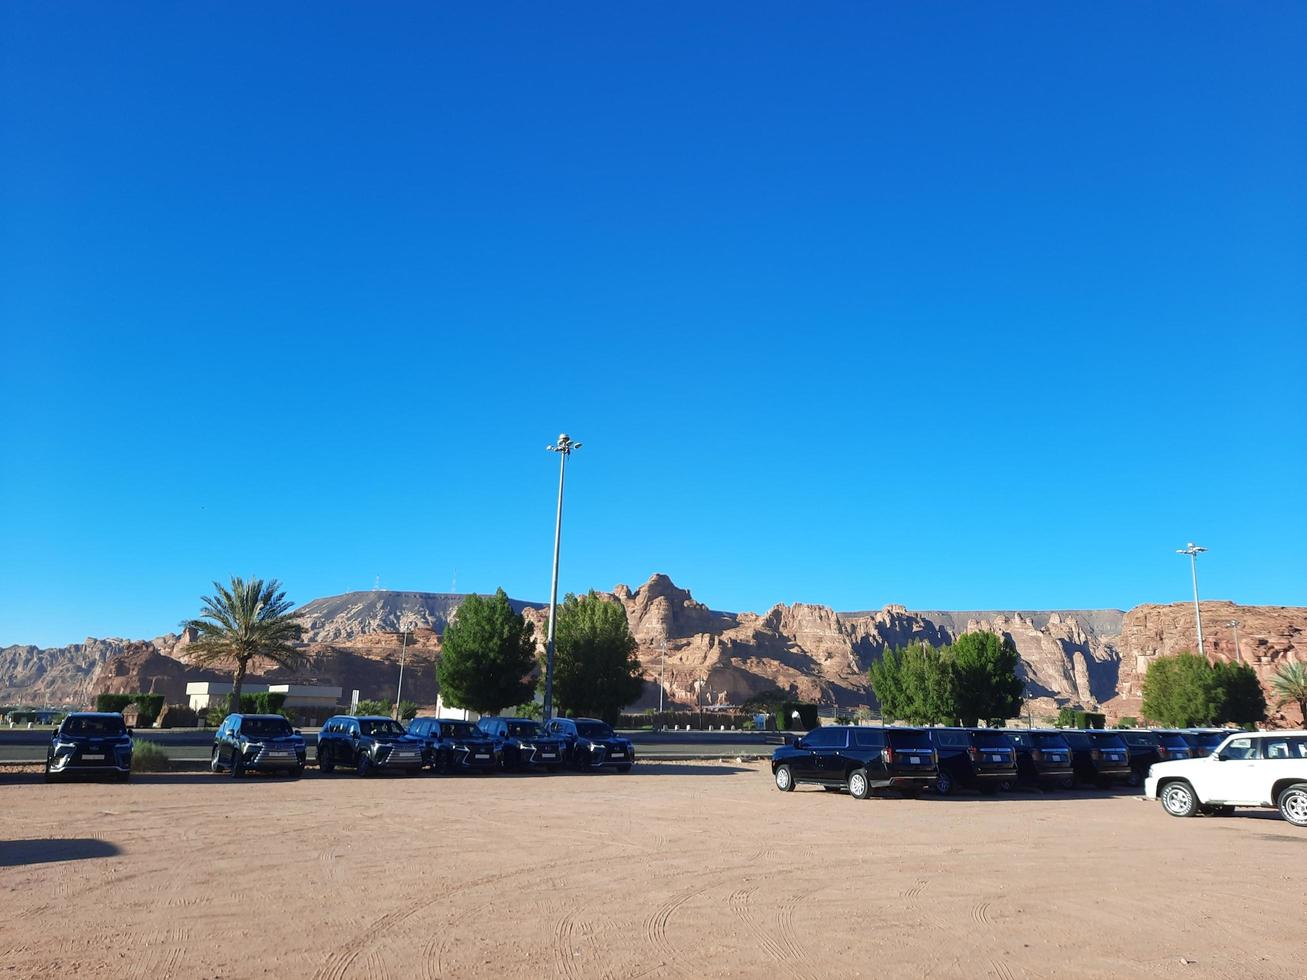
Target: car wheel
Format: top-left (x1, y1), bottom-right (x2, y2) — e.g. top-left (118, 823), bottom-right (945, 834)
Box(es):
top-left (318, 747), bottom-right (335, 773)
top-left (210, 748), bottom-right (223, 774)
top-left (848, 768), bottom-right (871, 801)
top-left (1160, 780), bottom-right (1198, 818)
top-left (1277, 783), bottom-right (1307, 827)
top-left (935, 770), bottom-right (955, 796)
top-left (230, 752), bottom-right (245, 778)
top-left (774, 764), bottom-right (795, 793)
top-left (356, 754), bottom-right (373, 778)
top-left (1059, 776), bottom-right (1076, 791)
top-left (998, 779), bottom-right (1014, 792)
top-left (1126, 769), bottom-right (1143, 788)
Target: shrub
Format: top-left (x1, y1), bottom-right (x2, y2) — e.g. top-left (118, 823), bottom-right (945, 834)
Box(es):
top-left (397, 700), bottom-right (419, 721)
top-left (238, 692), bottom-right (287, 714)
top-left (357, 699), bottom-right (391, 716)
top-left (130, 739), bottom-right (170, 772)
top-left (95, 693), bottom-right (135, 714)
top-left (1116, 716), bottom-right (1138, 729)
top-left (205, 705), bottom-right (228, 727)
top-left (132, 694), bottom-right (165, 726)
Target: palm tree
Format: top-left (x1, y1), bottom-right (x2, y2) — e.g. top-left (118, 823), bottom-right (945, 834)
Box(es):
top-left (183, 577), bottom-right (305, 715)
top-left (1271, 661), bottom-right (1307, 723)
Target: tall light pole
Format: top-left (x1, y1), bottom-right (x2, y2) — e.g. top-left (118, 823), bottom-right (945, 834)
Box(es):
top-left (393, 622), bottom-right (410, 720)
top-left (1227, 619), bottom-right (1241, 663)
top-left (543, 433), bottom-right (581, 722)
top-left (658, 640), bottom-right (667, 714)
top-left (1176, 542), bottom-right (1208, 659)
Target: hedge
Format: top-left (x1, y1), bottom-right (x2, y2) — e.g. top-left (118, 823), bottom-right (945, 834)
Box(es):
top-left (238, 692), bottom-right (288, 714)
top-left (133, 694), bottom-right (165, 726)
top-left (1056, 708), bottom-right (1106, 730)
top-left (95, 693), bottom-right (135, 713)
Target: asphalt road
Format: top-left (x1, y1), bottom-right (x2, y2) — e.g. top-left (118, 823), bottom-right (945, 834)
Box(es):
top-left (0, 728), bottom-right (786, 764)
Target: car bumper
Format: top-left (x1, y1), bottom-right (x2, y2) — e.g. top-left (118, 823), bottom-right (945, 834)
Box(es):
top-left (48, 759), bottom-right (131, 774)
top-left (1143, 775), bottom-right (1160, 800)
top-left (871, 774), bottom-right (937, 789)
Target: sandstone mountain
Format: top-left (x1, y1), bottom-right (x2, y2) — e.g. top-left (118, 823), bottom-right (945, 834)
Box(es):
top-left (4, 576), bottom-right (1303, 725)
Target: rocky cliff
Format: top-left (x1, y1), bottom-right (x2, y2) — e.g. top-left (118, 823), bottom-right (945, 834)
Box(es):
top-left (5, 578), bottom-right (1302, 723)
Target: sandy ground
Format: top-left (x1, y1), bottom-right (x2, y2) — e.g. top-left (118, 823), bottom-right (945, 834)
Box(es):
top-left (1, 762), bottom-right (1303, 980)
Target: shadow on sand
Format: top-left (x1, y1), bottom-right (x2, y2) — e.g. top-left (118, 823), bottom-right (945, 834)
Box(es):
top-left (0, 838), bottom-right (120, 868)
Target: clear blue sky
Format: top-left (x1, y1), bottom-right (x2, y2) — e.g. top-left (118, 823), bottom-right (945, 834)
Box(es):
top-left (2, 4), bottom-right (1304, 647)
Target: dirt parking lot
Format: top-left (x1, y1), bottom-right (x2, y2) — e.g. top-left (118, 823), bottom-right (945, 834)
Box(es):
top-left (1, 761), bottom-right (1302, 980)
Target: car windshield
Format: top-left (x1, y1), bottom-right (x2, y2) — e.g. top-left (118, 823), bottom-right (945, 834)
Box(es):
top-left (441, 722), bottom-right (479, 738)
top-left (241, 718), bottom-right (292, 738)
top-left (360, 719), bottom-right (405, 737)
top-left (1157, 733), bottom-right (1190, 749)
top-left (576, 722), bottom-right (614, 738)
top-left (507, 722), bottom-right (540, 737)
top-left (1035, 734), bottom-right (1069, 748)
top-left (61, 716), bottom-right (126, 737)
top-left (971, 731), bottom-right (1013, 748)
top-left (1062, 732), bottom-right (1092, 749)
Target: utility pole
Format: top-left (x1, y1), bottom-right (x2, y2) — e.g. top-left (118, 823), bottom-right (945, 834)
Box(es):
top-left (658, 641), bottom-right (667, 714)
top-left (1176, 542), bottom-right (1208, 659)
top-left (393, 626), bottom-right (409, 720)
top-left (543, 434), bottom-right (581, 722)
top-left (1227, 619), bottom-right (1241, 662)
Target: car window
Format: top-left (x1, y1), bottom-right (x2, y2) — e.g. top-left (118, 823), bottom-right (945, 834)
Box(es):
top-left (1260, 737), bottom-right (1307, 760)
top-left (1035, 734), bottom-right (1069, 749)
top-left (62, 716), bottom-right (127, 736)
top-left (1062, 732), bottom-right (1091, 749)
top-left (852, 729), bottom-right (885, 749)
top-left (971, 731), bottom-right (1012, 748)
top-left (933, 730), bottom-right (966, 748)
top-left (1219, 737), bottom-right (1259, 761)
top-left (886, 729), bottom-right (931, 749)
top-left (804, 728), bottom-right (847, 749)
top-left (1090, 734), bottom-right (1127, 749)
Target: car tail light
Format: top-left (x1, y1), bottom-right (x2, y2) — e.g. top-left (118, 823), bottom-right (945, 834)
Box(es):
top-left (968, 745), bottom-right (979, 762)
top-left (1158, 746), bottom-right (1169, 759)
top-left (882, 746), bottom-right (894, 764)
top-left (1091, 748), bottom-right (1102, 761)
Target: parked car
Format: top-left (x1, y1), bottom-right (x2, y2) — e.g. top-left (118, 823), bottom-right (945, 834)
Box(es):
top-left (45, 712), bottom-right (133, 781)
top-left (770, 725), bottom-right (937, 799)
top-left (477, 717), bottom-right (567, 771)
top-left (1006, 730), bottom-right (1075, 789)
top-left (210, 713), bottom-right (306, 777)
top-left (1117, 730), bottom-right (1195, 786)
top-left (407, 717), bottom-right (499, 774)
top-left (542, 717), bottom-right (635, 772)
top-left (1061, 730), bottom-right (1132, 787)
top-left (1145, 730), bottom-right (1307, 826)
top-left (928, 728), bottom-right (1017, 794)
top-left (317, 715), bottom-right (425, 776)
top-left (1181, 729), bottom-right (1238, 757)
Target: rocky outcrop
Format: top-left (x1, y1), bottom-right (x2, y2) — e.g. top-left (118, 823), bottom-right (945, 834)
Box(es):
top-left (1113, 601), bottom-right (1305, 725)
top-left (89, 643), bottom-right (226, 703)
top-left (0, 638), bottom-right (148, 705)
top-left (295, 591), bottom-right (543, 643)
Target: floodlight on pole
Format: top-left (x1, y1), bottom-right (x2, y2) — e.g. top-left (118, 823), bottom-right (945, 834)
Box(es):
top-left (542, 434), bottom-right (581, 722)
top-left (1227, 619), bottom-right (1241, 663)
top-left (1176, 542), bottom-right (1208, 659)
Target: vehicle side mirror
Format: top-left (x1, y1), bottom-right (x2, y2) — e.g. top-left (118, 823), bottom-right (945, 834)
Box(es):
top-left (794, 738), bottom-right (806, 750)
top-left (1210, 752), bottom-right (1221, 761)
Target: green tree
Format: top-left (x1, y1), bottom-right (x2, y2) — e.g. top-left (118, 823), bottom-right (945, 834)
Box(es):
top-left (1140, 652), bottom-right (1222, 727)
top-left (357, 699), bottom-right (392, 716)
top-left (949, 631), bottom-right (1024, 727)
top-left (740, 686), bottom-right (791, 713)
top-left (1271, 661), bottom-right (1307, 722)
top-left (437, 588), bottom-right (538, 715)
top-left (552, 592), bottom-right (644, 723)
top-left (182, 577), bottom-right (305, 715)
top-left (396, 699), bottom-right (419, 721)
top-left (1211, 661), bottom-right (1266, 726)
top-left (868, 643), bottom-right (956, 725)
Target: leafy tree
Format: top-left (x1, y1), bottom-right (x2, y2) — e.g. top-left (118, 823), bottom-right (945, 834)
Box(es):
top-left (182, 577), bottom-right (304, 715)
top-left (396, 699), bottom-right (419, 721)
top-left (950, 631), bottom-right (1024, 727)
top-left (1271, 661), bottom-right (1307, 721)
top-left (740, 686), bottom-right (791, 712)
top-left (1211, 661), bottom-right (1266, 726)
top-left (357, 699), bottom-right (392, 716)
top-left (1141, 652), bottom-right (1223, 727)
top-left (437, 588), bottom-right (538, 715)
top-left (552, 592), bottom-right (644, 724)
top-left (868, 643), bottom-right (956, 725)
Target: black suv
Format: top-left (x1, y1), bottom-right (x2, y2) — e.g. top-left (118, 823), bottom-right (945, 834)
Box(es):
top-left (317, 715), bottom-right (424, 776)
top-left (407, 717), bottom-right (499, 773)
top-left (929, 728), bottom-right (1017, 795)
top-left (542, 717), bottom-right (635, 772)
top-left (210, 713), bottom-right (306, 778)
top-left (1061, 730), bottom-right (1131, 787)
top-left (1117, 730), bottom-right (1194, 786)
top-left (1182, 729), bottom-right (1236, 757)
top-left (46, 712), bottom-right (133, 781)
top-left (1006, 730), bottom-right (1075, 789)
top-left (771, 725), bottom-right (937, 799)
top-left (477, 717), bottom-right (567, 772)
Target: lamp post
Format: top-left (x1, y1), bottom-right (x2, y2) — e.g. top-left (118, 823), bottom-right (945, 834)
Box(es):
top-left (543, 433), bottom-right (581, 722)
top-left (1176, 542), bottom-right (1208, 659)
top-left (393, 623), bottom-right (410, 721)
top-left (658, 641), bottom-right (667, 714)
top-left (1227, 619), bottom-right (1241, 663)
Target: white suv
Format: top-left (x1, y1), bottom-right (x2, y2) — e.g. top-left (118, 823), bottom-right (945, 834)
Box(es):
top-left (1145, 730), bottom-right (1307, 827)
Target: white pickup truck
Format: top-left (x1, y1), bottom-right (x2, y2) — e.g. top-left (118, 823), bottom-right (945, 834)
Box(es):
top-left (1145, 730), bottom-right (1307, 827)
